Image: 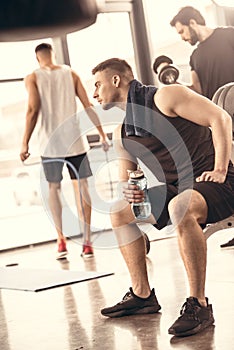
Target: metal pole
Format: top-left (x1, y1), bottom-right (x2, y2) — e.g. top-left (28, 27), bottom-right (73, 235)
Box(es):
top-left (52, 35), bottom-right (71, 66)
top-left (129, 0), bottom-right (154, 85)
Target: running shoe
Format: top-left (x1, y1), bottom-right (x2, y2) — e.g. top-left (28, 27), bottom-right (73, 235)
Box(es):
top-left (101, 287), bottom-right (161, 318)
top-left (56, 240), bottom-right (68, 259)
top-left (81, 242), bottom-right (94, 258)
top-left (168, 297), bottom-right (215, 337)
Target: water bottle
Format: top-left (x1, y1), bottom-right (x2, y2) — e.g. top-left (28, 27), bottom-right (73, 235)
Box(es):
top-left (127, 168), bottom-right (151, 219)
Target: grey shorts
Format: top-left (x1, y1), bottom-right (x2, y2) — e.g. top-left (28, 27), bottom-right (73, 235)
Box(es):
top-left (41, 153), bottom-right (92, 183)
top-left (148, 167), bottom-right (234, 230)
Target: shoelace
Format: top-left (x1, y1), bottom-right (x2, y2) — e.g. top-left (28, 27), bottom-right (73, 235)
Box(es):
top-left (179, 300), bottom-right (199, 321)
top-left (118, 291), bottom-right (132, 304)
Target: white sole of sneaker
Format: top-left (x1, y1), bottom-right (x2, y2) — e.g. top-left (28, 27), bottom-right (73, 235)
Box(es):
top-left (56, 251), bottom-right (68, 260)
top-left (81, 253), bottom-right (94, 259)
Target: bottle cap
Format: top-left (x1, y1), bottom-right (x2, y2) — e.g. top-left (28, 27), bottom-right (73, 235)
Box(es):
top-left (127, 169), bottom-right (144, 179)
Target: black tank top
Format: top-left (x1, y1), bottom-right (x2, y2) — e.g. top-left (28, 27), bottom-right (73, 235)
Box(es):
top-left (122, 103), bottom-right (215, 186)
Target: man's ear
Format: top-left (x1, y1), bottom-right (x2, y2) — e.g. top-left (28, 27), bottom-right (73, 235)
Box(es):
top-left (189, 19), bottom-right (197, 27)
top-left (112, 75), bottom-right (120, 87)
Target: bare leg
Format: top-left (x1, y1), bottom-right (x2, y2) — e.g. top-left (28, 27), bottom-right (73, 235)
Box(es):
top-left (48, 182), bottom-right (66, 243)
top-left (111, 199), bottom-right (156, 298)
top-left (72, 178), bottom-right (92, 243)
top-left (168, 189), bottom-right (208, 306)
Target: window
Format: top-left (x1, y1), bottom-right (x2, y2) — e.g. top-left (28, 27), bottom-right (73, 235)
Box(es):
top-left (143, 0), bottom-right (214, 82)
top-left (67, 12), bottom-right (137, 99)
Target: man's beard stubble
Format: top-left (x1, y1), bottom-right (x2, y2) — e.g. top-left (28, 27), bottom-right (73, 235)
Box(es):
top-left (188, 25), bottom-right (199, 46)
top-left (102, 90), bottom-right (121, 110)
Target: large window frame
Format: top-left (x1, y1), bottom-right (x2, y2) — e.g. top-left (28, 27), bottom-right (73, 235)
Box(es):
top-left (53, 0), bottom-right (155, 85)
top-left (0, 0), bottom-right (231, 250)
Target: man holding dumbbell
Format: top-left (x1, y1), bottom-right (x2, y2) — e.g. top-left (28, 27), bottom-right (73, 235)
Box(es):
top-left (170, 6), bottom-right (234, 100)
top-left (170, 6), bottom-right (234, 248)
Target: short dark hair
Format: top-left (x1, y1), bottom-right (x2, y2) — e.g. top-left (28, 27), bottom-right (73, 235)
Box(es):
top-left (35, 43), bottom-right (53, 53)
top-left (153, 55), bottom-right (173, 74)
top-left (170, 6), bottom-right (206, 27)
top-left (92, 58), bottom-right (134, 81)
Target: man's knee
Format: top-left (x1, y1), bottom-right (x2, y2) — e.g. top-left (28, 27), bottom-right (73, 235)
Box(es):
top-left (78, 178), bottom-right (90, 197)
top-left (110, 199), bottom-right (134, 228)
top-left (168, 190), bottom-right (207, 227)
top-left (49, 182), bottom-right (61, 191)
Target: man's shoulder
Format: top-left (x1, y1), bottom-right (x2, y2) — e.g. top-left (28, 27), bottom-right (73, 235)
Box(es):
top-left (32, 68), bottom-right (40, 74)
top-left (216, 26), bottom-right (234, 31)
top-left (60, 64), bottom-right (72, 71)
top-left (214, 26), bottom-right (234, 36)
top-left (25, 71), bottom-right (36, 82)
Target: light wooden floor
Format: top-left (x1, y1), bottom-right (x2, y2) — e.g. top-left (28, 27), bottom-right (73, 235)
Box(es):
top-left (0, 227), bottom-right (234, 350)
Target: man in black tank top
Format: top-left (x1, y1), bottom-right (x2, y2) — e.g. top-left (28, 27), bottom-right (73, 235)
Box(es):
top-left (92, 58), bottom-right (234, 337)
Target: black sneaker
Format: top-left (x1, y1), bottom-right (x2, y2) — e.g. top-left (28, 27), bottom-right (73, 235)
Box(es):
top-left (168, 297), bottom-right (214, 337)
top-left (220, 237), bottom-right (234, 248)
top-left (101, 287), bottom-right (161, 318)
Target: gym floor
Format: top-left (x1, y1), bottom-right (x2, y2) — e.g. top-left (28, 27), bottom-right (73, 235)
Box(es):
top-left (0, 227), bottom-right (234, 350)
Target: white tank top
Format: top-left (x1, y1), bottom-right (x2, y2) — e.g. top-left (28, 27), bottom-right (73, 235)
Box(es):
top-left (35, 65), bottom-right (90, 157)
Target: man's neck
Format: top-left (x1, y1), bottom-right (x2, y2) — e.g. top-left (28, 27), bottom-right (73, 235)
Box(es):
top-left (198, 27), bottom-right (214, 42)
top-left (117, 101), bottom-right (127, 111)
top-left (39, 60), bottom-right (60, 70)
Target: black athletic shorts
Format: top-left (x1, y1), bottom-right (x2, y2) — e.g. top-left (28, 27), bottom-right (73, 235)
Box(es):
top-left (41, 153), bottom-right (92, 183)
top-left (148, 166), bottom-right (234, 230)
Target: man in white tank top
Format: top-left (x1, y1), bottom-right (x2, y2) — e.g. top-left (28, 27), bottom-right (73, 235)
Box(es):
top-left (20, 43), bottom-right (109, 259)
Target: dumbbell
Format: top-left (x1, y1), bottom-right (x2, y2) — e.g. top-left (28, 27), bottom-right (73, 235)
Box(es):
top-left (153, 55), bottom-right (179, 85)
